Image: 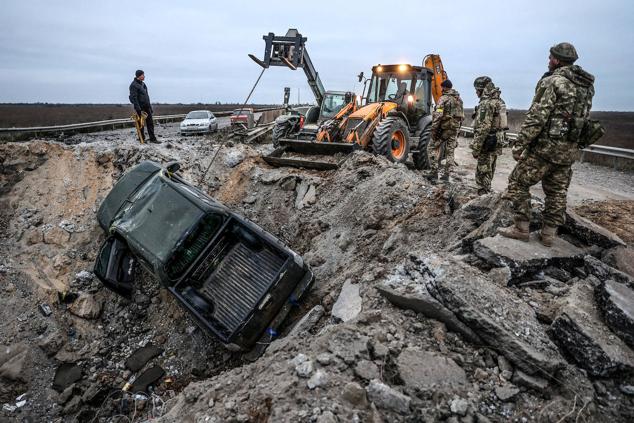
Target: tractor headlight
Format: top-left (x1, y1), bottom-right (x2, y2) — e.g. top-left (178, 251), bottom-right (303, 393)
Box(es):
top-left (407, 95), bottom-right (414, 103)
top-left (398, 64), bottom-right (409, 72)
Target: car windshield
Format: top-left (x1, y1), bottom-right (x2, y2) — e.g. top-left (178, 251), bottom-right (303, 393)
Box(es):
top-left (233, 109), bottom-right (251, 115)
top-left (367, 74), bottom-right (413, 103)
top-left (320, 94), bottom-right (348, 119)
top-left (186, 112), bottom-right (209, 119)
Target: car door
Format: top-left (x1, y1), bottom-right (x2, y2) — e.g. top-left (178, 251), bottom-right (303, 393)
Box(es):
top-left (94, 236), bottom-right (136, 298)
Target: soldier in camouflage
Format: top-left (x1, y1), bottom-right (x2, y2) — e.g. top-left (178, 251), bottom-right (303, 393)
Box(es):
top-left (499, 42), bottom-right (596, 246)
top-left (427, 79), bottom-right (464, 183)
top-left (470, 77), bottom-right (507, 195)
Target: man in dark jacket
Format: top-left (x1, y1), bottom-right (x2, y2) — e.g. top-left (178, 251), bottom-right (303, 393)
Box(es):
top-left (129, 70), bottom-right (160, 143)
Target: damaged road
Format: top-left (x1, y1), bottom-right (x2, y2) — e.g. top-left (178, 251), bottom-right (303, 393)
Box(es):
top-left (1, 125), bottom-right (634, 421)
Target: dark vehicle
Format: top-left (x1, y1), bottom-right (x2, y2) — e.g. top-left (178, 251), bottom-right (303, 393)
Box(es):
top-left (94, 161), bottom-right (313, 351)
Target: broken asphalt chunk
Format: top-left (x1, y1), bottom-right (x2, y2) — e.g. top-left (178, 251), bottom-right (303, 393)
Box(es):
top-left (595, 279), bottom-right (634, 348)
top-left (563, 209), bottom-right (626, 249)
top-left (473, 233), bottom-right (586, 281)
top-left (421, 255), bottom-right (566, 376)
top-left (125, 344), bottom-right (164, 372)
top-left (331, 280), bottom-right (362, 322)
top-left (53, 363), bottom-right (82, 392)
top-left (377, 283), bottom-right (481, 345)
top-left (130, 365), bottom-right (165, 393)
top-left (549, 282), bottom-right (634, 377)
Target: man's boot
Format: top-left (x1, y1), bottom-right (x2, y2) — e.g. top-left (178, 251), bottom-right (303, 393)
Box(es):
top-left (539, 225), bottom-right (557, 247)
top-left (440, 172), bottom-right (450, 182)
top-left (498, 219), bottom-right (530, 242)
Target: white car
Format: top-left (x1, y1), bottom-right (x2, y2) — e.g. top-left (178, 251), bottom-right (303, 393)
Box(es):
top-left (180, 110), bottom-right (218, 135)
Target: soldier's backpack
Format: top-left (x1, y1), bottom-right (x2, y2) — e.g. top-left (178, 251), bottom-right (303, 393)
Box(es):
top-left (565, 80), bottom-right (605, 148)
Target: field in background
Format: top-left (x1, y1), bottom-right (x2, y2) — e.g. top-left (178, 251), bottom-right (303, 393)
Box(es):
top-left (0, 104), bottom-right (632, 156)
top-left (0, 103), bottom-right (277, 128)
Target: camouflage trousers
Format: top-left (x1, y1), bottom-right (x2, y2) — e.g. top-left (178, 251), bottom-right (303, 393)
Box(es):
top-left (427, 129), bottom-right (458, 175)
top-left (506, 152), bottom-right (573, 227)
top-left (475, 152), bottom-right (497, 193)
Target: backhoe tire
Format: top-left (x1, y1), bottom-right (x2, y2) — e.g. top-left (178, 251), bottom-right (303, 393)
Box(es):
top-left (272, 122), bottom-right (289, 147)
top-left (413, 125), bottom-right (432, 170)
top-left (371, 116), bottom-right (410, 163)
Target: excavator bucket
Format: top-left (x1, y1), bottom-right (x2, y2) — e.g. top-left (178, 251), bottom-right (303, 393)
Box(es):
top-left (263, 139), bottom-right (356, 170)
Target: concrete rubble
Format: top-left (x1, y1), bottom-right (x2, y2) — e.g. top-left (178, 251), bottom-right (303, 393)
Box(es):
top-left (473, 233), bottom-right (586, 281)
top-left (549, 282), bottom-right (634, 377)
top-left (1, 130), bottom-right (633, 422)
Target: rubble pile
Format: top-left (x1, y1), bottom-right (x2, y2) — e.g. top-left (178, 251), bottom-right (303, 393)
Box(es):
top-left (1, 127), bottom-right (633, 421)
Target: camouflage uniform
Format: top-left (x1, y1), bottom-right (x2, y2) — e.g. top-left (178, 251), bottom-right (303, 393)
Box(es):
top-left (507, 63), bottom-right (595, 227)
top-left (428, 88), bottom-right (464, 176)
top-left (470, 82), bottom-right (506, 194)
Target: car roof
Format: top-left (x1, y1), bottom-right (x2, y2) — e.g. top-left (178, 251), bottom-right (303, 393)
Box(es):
top-left (187, 110), bottom-right (212, 114)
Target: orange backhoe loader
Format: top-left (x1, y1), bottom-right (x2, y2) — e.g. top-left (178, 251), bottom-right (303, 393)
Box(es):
top-left (266, 55), bottom-right (447, 169)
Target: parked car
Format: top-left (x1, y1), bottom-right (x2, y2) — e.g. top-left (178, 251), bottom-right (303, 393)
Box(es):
top-left (94, 161), bottom-right (314, 351)
top-left (229, 108), bottom-right (255, 129)
top-left (180, 110), bottom-right (218, 135)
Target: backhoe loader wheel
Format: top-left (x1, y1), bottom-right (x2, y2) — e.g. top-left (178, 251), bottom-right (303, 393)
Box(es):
top-left (372, 116), bottom-right (410, 163)
top-left (272, 122), bottom-right (290, 147)
top-left (413, 125), bottom-right (432, 170)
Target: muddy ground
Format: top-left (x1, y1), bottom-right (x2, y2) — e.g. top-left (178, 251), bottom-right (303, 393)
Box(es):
top-left (1, 122), bottom-right (634, 422)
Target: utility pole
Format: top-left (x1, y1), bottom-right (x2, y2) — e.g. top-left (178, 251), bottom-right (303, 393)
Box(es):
top-left (298, 87), bottom-right (300, 105)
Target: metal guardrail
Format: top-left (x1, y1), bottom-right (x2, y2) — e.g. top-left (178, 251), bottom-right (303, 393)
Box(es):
top-left (0, 107), bottom-right (284, 141)
top-left (459, 126), bottom-right (633, 167)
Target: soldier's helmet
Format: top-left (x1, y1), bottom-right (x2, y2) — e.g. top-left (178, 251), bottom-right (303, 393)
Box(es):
top-left (550, 42), bottom-right (578, 63)
top-left (473, 76), bottom-right (492, 89)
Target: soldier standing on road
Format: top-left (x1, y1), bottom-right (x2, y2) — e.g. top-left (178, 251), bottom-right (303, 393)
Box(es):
top-left (427, 79), bottom-right (464, 183)
top-left (498, 42), bottom-right (598, 246)
top-left (129, 70), bottom-right (160, 143)
top-left (470, 77), bottom-right (507, 195)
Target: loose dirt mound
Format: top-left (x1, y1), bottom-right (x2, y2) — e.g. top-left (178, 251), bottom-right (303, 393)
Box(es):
top-left (1, 131), bottom-right (634, 422)
top-left (575, 200), bottom-right (634, 245)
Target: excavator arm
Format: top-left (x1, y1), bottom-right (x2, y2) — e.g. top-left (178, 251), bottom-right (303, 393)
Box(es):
top-left (249, 29), bottom-right (325, 105)
top-left (423, 54), bottom-right (448, 105)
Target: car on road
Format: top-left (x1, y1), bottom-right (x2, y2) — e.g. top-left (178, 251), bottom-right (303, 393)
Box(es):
top-left (229, 108), bottom-right (255, 129)
top-left (94, 161), bottom-right (314, 351)
top-left (180, 110), bottom-right (218, 135)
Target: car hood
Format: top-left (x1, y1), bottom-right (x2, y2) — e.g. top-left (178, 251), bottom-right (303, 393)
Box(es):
top-left (97, 161), bottom-right (162, 231)
top-left (182, 118), bottom-right (211, 124)
top-left (112, 173), bottom-right (207, 265)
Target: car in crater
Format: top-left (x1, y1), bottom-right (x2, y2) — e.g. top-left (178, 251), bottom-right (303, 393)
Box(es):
top-left (93, 160), bottom-right (314, 351)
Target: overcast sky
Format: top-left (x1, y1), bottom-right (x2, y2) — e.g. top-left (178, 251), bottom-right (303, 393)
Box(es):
top-left (1, 0), bottom-right (632, 110)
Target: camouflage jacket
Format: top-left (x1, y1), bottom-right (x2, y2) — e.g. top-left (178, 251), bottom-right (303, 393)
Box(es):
top-left (515, 65), bottom-right (595, 165)
top-left (431, 88), bottom-right (464, 136)
top-left (471, 82), bottom-right (505, 153)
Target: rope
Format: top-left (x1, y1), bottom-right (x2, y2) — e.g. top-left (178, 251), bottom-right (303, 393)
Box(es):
top-left (198, 67), bottom-right (266, 186)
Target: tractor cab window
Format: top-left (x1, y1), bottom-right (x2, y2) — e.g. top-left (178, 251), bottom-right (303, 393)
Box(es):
top-left (320, 94), bottom-right (347, 119)
top-left (367, 74), bottom-right (412, 103)
top-left (413, 77), bottom-right (430, 113)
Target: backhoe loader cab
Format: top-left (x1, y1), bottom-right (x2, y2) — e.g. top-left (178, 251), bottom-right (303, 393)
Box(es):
top-left (365, 64), bottom-right (433, 121)
top-left (320, 91), bottom-right (354, 120)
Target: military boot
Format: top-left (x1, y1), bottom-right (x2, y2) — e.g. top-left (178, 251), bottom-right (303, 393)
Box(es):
top-left (539, 225), bottom-right (557, 247)
top-left (440, 173), bottom-right (450, 182)
top-left (497, 219), bottom-right (530, 242)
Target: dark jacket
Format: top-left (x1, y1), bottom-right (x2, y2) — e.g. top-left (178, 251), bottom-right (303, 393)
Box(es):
top-left (129, 79), bottom-right (152, 113)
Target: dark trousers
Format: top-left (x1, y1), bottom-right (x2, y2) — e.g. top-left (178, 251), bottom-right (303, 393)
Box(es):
top-left (141, 108), bottom-right (156, 141)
